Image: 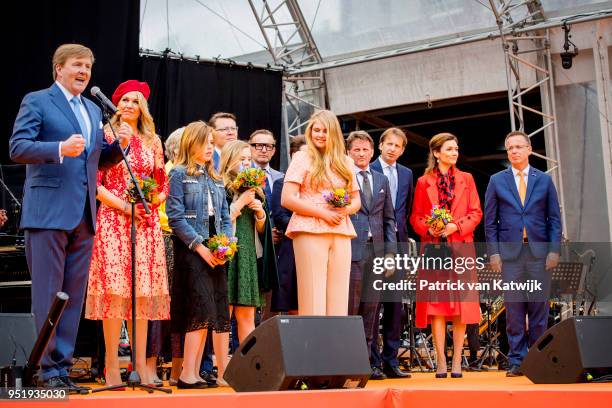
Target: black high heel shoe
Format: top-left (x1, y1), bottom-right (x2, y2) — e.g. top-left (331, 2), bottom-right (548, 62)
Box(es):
top-left (176, 378), bottom-right (208, 389)
top-left (435, 372), bottom-right (448, 378)
top-left (450, 372), bottom-right (463, 378)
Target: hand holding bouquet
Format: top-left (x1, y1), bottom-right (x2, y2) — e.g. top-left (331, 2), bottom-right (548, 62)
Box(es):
top-left (323, 188), bottom-right (350, 208)
top-left (207, 234), bottom-right (238, 263)
top-left (125, 174), bottom-right (159, 227)
top-left (426, 205), bottom-right (453, 235)
top-left (232, 167), bottom-right (267, 194)
top-left (126, 174), bottom-right (160, 205)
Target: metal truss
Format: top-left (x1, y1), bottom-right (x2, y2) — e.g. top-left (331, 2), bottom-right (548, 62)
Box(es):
top-left (248, 0), bottom-right (327, 169)
top-left (488, 0), bottom-right (568, 238)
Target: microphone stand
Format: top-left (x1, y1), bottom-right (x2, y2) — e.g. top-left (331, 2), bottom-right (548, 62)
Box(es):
top-left (0, 168), bottom-right (22, 236)
top-left (92, 109), bottom-right (171, 394)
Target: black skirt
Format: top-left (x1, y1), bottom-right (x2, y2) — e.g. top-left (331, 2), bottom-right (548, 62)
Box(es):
top-left (170, 216), bottom-right (230, 333)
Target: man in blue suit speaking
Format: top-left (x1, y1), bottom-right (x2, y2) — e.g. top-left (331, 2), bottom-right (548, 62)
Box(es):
top-left (9, 44), bottom-right (130, 390)
top-left (484, 130), bottom-right (562, 377)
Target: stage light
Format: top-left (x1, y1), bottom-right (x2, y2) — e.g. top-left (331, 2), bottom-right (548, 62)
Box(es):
top-left (560, 22), bottom-right (578, 70)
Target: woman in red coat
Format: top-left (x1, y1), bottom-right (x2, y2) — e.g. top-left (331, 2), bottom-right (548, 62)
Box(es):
top-left (410, 133), bottom-right (482, 378)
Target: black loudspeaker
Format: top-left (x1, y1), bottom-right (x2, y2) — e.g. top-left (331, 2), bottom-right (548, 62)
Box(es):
top-left (224, 316), bottom-right (371, 391)
top-left (522, 316), bottom-right (612, 383)
top-left (0, 313), bottom-right (37, 367)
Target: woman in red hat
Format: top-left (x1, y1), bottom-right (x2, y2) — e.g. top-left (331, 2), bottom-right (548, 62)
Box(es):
top-left (85, 80), bottom-right (170, 388)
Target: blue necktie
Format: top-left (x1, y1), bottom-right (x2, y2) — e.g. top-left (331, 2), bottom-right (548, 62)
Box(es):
top-left (70, 96), bottom-right (89, 149)
top-left (388, 165), bottom-right (398, 208)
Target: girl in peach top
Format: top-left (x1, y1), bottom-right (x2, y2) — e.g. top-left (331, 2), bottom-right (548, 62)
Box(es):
top-left (281, 110), bottom-right (361, 316)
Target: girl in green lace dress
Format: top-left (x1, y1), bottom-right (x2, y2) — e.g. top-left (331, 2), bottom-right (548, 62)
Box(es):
top-left (219, 140), bottom-right (277, 344)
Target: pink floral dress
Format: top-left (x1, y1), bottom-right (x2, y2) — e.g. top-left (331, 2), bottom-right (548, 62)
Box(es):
top-left (85, 131), bottom-right (170, 320)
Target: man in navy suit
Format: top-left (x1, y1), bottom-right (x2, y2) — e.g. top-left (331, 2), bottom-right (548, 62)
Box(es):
top-left (484, 130), bottom-right (562, 377)
top-left (347, 131), bottom-right (400, 380)
top-left (209, 112), bottom-right (238, 170)
top-left (9, 44), bottom-right (129, 390)
top-left (369, 127), bottom-right (413, 378)
top-left (249, 129), bottom-right (284, 207)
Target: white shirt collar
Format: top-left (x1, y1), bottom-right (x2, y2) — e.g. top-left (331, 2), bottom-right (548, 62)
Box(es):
top-left (378, 157), bottom-right (396, 170)
top-left (214, 146), bottom-right (222, 157)
top-left (55, 81), bottom-right (81, 103)
top-left (511, 164), bottom-right (530, 177)
top-left (354, 165), bottom-right (370, 175)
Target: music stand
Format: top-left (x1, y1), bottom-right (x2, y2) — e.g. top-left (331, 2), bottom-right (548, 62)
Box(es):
top-left (476, 267), bottom-right (507, 369)
top-left (397, 272), bottom-right (434, 372)
top-left (550, 262), bottom-right (584, 298)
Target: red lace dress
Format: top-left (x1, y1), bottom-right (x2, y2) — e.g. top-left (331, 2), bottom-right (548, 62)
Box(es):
top-left (85, 131), bottom-right (170, 320)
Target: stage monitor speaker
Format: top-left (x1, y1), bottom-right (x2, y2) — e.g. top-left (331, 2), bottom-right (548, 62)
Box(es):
top-left (224, 315), bottom-right (371, 391)
top-left (522, 316), bottom-right (612, 383)
top-left (0, 313), bottom-right (37, 367)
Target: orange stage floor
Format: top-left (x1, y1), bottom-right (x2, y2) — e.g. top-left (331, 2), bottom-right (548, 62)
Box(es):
top-left (14, 372), bottom-right (612, 408)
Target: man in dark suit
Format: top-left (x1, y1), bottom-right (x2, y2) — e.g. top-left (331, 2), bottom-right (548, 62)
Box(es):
top-left (209, 112), bottom-right (238, 170)
top-left (369, 127), bottom-right (413, 378)
top-left (484, 130), bottom-right (562, 377)
top-left (249, 129), bottom-right (284, 209)
top-left (249, 129), bottom-right (284, 320)
top-left (347, 131), bottom-right (399, 380)
top-left (9, 44), bottom-right (129, 390)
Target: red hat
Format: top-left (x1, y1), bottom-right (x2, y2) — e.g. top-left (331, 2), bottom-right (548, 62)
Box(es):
top-left (111, 80), bottom-right (151, 106)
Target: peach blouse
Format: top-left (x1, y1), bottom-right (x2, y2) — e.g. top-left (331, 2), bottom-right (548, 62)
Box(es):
top-left (284, 151), bottom-right (358, 239)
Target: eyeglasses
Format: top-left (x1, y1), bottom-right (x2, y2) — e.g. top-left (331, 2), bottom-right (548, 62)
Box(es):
top-left (506, 145), bottom-right (530, 152)
top-left (250, 143), bottom-right (276, 152)
top-left (216, 126), bottom-right (238, 133)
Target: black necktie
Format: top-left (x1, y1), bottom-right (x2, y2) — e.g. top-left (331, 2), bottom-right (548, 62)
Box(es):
top-left (360, 170), bottom-right (373, 208)
top-left (263, 170), bottom-right (272, 204)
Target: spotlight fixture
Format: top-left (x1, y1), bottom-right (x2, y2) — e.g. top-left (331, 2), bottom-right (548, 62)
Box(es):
top-left (560, 21), bottom-right (579, 70)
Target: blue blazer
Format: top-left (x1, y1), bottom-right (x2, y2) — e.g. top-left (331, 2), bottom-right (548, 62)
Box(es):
top-left (370, 158), bottom-right (413, 242)
top-left (271, 178), bottom-right (291, 233)
top-left (9, 83), bottom-right (123, 231)
top-left (484, 166), bottom-right (562, 260)
top-left (350, 169), bottom-right (396, 262)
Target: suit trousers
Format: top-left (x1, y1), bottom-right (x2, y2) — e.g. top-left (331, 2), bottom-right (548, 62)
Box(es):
top-left (25, 208), bottom-right (94, 381)
top-left (292, 232), bottom-right (351, 316)
top-left (502, 245), bottom-right (550, 367)
top-left (349, 249), bottom-right (381, 362)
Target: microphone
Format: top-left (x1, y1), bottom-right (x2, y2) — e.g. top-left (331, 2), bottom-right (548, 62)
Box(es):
top-left (90, 86), bottom-right (118, 115)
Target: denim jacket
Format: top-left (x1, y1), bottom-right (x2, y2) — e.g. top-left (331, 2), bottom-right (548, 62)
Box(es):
top-left (167, 164), bottom-right (232, 250)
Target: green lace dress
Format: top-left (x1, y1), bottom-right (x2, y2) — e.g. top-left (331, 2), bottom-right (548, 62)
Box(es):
top-left (228, 206), bottom-right (265, 306)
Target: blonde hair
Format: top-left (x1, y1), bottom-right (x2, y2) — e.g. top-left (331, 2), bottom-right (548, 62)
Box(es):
top-left (380, 127), bottom-right (408, 148)
top-left (173, 121), bottom-right (219, 179)
top-left (424, 132), bottom-right (459, 175)
top-left (304, 110), bottom-right (353, 191)
top-left (219, 140), bottom-right (264, 199)
top-left (165, 126), bottom-right (185, 162)
top-left (106, 91), bottom-right (157, 148)
top-left (52, 44), bottom-right (94, 80)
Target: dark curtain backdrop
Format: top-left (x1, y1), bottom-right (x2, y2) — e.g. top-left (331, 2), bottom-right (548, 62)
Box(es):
top-left (141, 56), bottom-right (283, 168)
top-left (2, 0), bottom-right (141, 164)
top-left (3, 0), bottom-right (283, 168)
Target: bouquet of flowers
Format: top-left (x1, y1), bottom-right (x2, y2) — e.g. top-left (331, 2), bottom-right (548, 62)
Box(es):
top-left (231, 167), bottom-right (267, 193)
top-left (207, 234), bottom-right (238, 262)
top-left (323, 188), bottom-right (350, 208)
top-left (126, 174), bottom-right (160, 205)
top-left (425, 205), bottom-right (453, 233)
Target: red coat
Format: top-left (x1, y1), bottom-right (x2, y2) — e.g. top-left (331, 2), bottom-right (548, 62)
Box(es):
top-left (409, 168), bottom-right (482, 327)
top-left (410, 168), bottom-right (482, 243)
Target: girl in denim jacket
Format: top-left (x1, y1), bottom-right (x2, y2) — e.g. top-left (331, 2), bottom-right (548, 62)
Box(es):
top-left (167, 121), bottom-right (232, 388)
